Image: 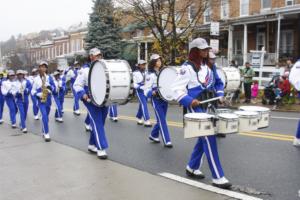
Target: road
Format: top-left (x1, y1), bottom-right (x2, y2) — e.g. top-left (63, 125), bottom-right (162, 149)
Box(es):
top-left (1, 99), bottom-right (300, 200)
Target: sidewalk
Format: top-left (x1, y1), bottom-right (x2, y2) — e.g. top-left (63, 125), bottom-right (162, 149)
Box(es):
top-left (0, 124), bottom-right (231, 200)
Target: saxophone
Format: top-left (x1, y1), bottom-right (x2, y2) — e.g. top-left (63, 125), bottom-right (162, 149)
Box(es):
top-left (41, 76), bottom-right (49, 103)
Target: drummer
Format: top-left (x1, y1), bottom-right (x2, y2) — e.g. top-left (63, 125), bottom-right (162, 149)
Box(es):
top-left (133, 60), bottom-right (151, 127)
top-left (73, 48), bottom-right (109, 159)
top-left (66, 61), bottom-right (81, 116)
top-left (172, 38), bottom-right (231, 189)
top-left (289, 58), bottom-right (300, 147)
top-left (207, 51), bottom-right (227, 138)
top-left (144, 54), bottom-right (172, 148)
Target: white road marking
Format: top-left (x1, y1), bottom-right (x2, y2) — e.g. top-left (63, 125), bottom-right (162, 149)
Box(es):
top-left (159, 172), bottom-right (263, 200)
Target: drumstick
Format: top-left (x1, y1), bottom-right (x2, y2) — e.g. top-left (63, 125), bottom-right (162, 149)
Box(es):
top-left (198, 96), bottom-right (222, 105)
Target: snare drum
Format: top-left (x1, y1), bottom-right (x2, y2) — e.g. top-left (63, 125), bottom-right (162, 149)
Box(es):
top-left (239, 106), bottom-right (270, 128)
top-left (184, 113), bottom-right (215, 138)
top-left (216, 67), bottom-right (241, 92)
top-left (157, 66), bottom-right (180, 101)
top-left (234, 111), bottom-right (259, 132)
top-left (88, 59), bottom-right (133, 107)
top-left (216, 108), bottom-right (232, 114)
top-left (217, 113), bottom-right (239, 134)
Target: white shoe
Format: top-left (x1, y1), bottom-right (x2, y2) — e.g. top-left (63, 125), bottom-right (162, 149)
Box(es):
top-left (212, 177), bottom-right (232, 189)
top-left (88, 145), bottom-right (97, 153)
top-left (11, 124), bottom-right (17, 129)
top-left (137, 119), bottom-right (143, 125)
top-left (74, 110), bottom-right (81, 115)
top-left (43, 134), bottom-right (51, 142)
top-left (34, 115), bottom-right (39, 120)
top-left (293, 137), bottom-right (300, 147)
top-left (0, 119), bottom-right (3, 124)
top-left (22, 128), bottom-right (27, 133)
top-left (85, 124), bottom-right (91, 132)
top-left (112, 117), bottom-right (118, 122)
top-left (186, 165), bottom-right (205, 179)
top-left (144, 120), bottom-right (152, 127)
top-left (97, 150), bottom-right (108, 159)
top-left (55, 118), bottom-right (63, 123)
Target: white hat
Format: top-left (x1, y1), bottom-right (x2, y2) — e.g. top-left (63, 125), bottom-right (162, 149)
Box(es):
top-left (138, 60), bottom-right (146, 65)
top-left (8, 70), bottom-right (15, 76)
top-left (16, 70), bottom-right (25, 75)
top-left (23, 70), bottom-right (28, 75)
top-left (74, 61), bottom-right (80, 65)
top-left (189, 38), bottom-right (211, 50)
top-left (209, 51), bottom-right (217, 59)
top-left (150, 54), bottom-right (160, 60)
top-left (39, 61), bottom-right (48, 67)
top-left (89, 48), bottom-right (102, 56)
top-left (32, 68), bottom-right (38, 73)
top-left (53, 71), bottom-right (60, 76)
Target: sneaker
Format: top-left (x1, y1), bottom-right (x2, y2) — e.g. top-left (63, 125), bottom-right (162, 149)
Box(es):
top-left (22, 128), bottom-right (28, 134)
top-left (164, 142), bottom-right (173, 148)
top-left (74, 110), bottom-right (81, 116)
top-left (293, 137), bottom-right (300, 147)
top-left (85, 124), bottom-right (91, 132)
top-left (112, 117), bottom-right (118, 122)
top-left (88, 145), bottom-right (98, 153)
top-left (55, 118), bottom-right (63, 123)
top-left (43, 134), bottom-right (51, 142)
top-left (137, 119), bottom-right (143, 125)
top-left (34, 115), bottom-right (39, 120)
top-left (11, 124), bottom-right (17, 129)
top-left (97, 150), bottom-right (108, 160)
top-left (149, 136), bottom-right (160, 143)
top-left (212, 177), bottom-right (232, 189)
top-left (0, 119), bottom-right (3, 124)
top-left (144, 120), bottom-right (152, 127)
top-left (186, 166), bottom-right (205, 179)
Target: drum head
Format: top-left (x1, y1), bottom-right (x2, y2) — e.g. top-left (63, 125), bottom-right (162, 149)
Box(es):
top-left (218, 113), bottom-right (238, 119)
top-left (239, 106), bottom-right (270, 112)
top-left (88, 60), bottom-right (107, 106)
top-left (157, 67), bottom-right (179, 101)
top-left (234, 111), bottom-right (258, 117)
top-left (185, 113), bottom-right (214, 119)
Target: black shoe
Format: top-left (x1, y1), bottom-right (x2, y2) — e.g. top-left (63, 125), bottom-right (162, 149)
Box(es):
top-left (149, 136), bottom-right (160, 143)
top-left (144, 124), bottom-right (152, 128)
top-left (45, 138), bottom-right (51, 142)
top-left (212, 182), bottom-right (232, 189)
top-left (186, 169), bottom-right (205, 179)
top-left (216, 133), bottom-right (226, 138)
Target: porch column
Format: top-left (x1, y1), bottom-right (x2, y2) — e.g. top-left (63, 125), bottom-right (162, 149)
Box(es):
top-left (227, 25), bottom-right (233, 65)
top-left (137, 42), bottom-right (141, 62)
top-left (276, 14), bottom-right (281, 66)
top-left (243, 24), bottom-right (248, 65)
top-left (145, 41), bottom-right (148, 63)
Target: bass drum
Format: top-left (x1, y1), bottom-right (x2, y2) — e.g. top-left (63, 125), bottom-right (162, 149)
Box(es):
top-left (157, 66), bottom-right (180, 101)
top-left (88, 59), bottom-right (133, 107)
top-left (216, 67), bottom-right (241, 92)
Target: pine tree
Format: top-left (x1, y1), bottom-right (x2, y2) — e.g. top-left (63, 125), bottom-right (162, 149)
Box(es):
top-left (85, 0), bottom-right (122, 59)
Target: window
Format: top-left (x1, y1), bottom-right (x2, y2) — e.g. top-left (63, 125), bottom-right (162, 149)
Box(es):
top-left (203, 4), bottom-right (211, 24)
top-left (280, 30), bottom-right (294, 55)
top-left (256, 32), bottom-right (265, 50)
top-left (240, 0), bottom-right (249, 16)
top-left (188, 4), bottom-right (197, 22)
top-left (261, 0), bottom-right (271, 9)
top-left (221, 0), bottom-right (229, 19)
top-left (286, 0), bottom-right (294, 6)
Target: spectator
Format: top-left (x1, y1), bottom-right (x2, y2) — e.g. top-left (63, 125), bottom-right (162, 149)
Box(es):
top-left (278, 72), bottom-right (291, 97)
top-left (242, 62), bottom-right (255, 103)
top-left (230, 60), bottom-right (238, 68)
top-left (251, 80), bottom-right (259, 104)
top-left (285, 59), bottom-right (293, 72)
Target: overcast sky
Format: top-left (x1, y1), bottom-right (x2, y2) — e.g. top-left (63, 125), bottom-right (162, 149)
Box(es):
top-left (0, 0), bottom-right (93, 41)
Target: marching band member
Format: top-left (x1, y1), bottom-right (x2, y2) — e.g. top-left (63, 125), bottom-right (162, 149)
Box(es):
top-left (144, 54), bottom-right (172, 148)
top-left (15, 70), bottom-right (31, 133)
top-left (28, 68), bottom-right (39, 120)
top-left (171, 38), bottom-right (231, 189)
top-left (31, 61), bottom-right (56, 142)
top-left (1, 70), bottom-right (18, 128)
top-left (58, 68), bottom-right (67, 113)
top-left (52, 71), bottom-right (64, 123)
top-left (66, 61), bottom-right (81, 116)
top-left (73, 48), bottom-right (109, 159)
top-left (289, 58), bottom-right (300, 147)
top-left (0, 71), bottom-right (5, 124)
top-left (133, 60), bottom-right (152, 127)
top-left (109, 104), bottom-right (118, 122)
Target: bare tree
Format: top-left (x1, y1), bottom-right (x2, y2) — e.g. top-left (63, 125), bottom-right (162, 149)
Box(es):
top-left (116, 0), bottom-right (220, 65)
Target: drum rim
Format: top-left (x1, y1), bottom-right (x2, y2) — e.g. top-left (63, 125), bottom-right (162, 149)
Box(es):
top-left (157, 66), bottom-right (178, 102)
top-left (184, 113), bottom-right (215, 121)
top-left (239, 106), bottom-right (270, 112)
top-left (234, 111), bottom-right (259, 117)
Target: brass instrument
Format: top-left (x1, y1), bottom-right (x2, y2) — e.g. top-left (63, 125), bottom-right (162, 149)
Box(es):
top-left (41, 76), bottom-right (49, 103)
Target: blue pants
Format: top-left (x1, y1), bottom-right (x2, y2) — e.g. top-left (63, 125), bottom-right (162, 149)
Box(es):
top-left (136, 89), bottom-right (150, 120)
top-left (72, 86), bottom-right (80, 111)
top-left (53, 95), bottom-right (63, 118)
top-left (38, 97), bottom-right (51, 135)
top-left (187, 107), bottom-right (225, 179)
top-left (5, 97), bottom-right (17, 125)
top-left (109, 105), bottom-right (118, 118)
top-left (31, 95), bottom-right (39, 116)
top-left (150, 97), bottom-right (171, 144)
top-left (85, 114), bottom-right (90, 125)
top-left (84, 101), bottom-right (108, 150)
top-left (296, 120), bottom-right (300, 139)
top-left (16, 99), bottom-right (27, 129)
top-left (0, 95), bottom-right (4, 121)
top-left (59, 93), bottom-right (65, 112)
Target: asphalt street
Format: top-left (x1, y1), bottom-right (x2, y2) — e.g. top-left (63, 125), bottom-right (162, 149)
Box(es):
top-left (1, 99), bottom-right (300, 200)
